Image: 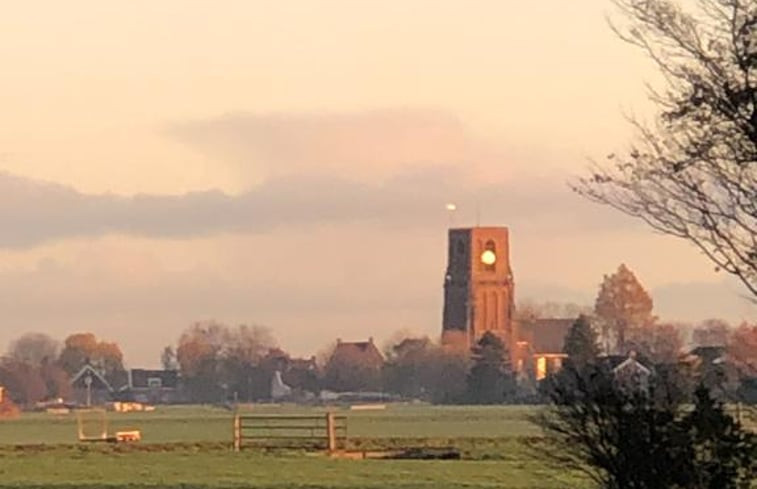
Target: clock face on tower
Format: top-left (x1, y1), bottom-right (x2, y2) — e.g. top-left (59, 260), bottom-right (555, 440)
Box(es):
top-left (480, 249), bottom-right (496, 266)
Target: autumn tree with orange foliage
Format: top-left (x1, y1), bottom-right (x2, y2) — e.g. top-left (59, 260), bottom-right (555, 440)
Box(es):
top-left (58, 333), bottom-right (126, 386)
top-left (594, 264), bottom-right (655, 354)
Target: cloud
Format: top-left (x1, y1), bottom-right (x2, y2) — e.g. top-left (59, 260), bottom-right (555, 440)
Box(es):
top-left (0, 165), bottom-right (635, 249)
top-left (167, 108), bottom-right (496, 182)
top-left (0, 109), bottom-right (641, 248)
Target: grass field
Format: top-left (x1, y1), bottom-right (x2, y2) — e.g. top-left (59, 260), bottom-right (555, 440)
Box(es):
top-left (0, 403), bottom-right (753, 488)
top-left (0, 404), bottom-right (587, 489)
top-left (0, 405), bottom-right (541, 445)
top-left (0, 449), bottom-right (588, 489)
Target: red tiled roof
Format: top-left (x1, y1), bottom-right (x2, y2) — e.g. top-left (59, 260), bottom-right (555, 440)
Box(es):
top-left (331, 339), bottom-right (384, 366)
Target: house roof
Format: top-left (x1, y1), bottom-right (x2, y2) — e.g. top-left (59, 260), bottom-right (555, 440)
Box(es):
top-left (128, 369), bottom-right (179, 389)
top-left (393, 338), bottom-right (431, 356)
top-left (612, 356), bottom-right (652, 376)
top-left (600, 354), bottom-right (630, 369)
top-left (70, 364), bottom-right (113, 392)
top-left (330, 338), bottom-right (384, 367)
top-left (689, 345), bottom-right (727, 362)
top-left (288, 357), bottom-right (318, 371)
top-left (519, 318), bottom-right (574, 354)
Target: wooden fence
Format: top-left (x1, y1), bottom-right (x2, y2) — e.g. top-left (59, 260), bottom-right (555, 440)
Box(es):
top-left (233, 413), bottom-right (347, 452)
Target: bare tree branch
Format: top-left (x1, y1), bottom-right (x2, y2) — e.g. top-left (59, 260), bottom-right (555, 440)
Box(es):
top-left (573, 0), bottom-right (757, 299)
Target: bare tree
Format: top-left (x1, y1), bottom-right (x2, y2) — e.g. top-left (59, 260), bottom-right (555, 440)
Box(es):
top-left (693, 318), bottom-right (732, 347)
top-left (573, 0), bottom-right (757, 298)
top-left (627, 322), bottom-right (684, 364)
top-left (516, 300), bottom-right (592, 322)
top-left (7, 333), bottom-right (59, 367)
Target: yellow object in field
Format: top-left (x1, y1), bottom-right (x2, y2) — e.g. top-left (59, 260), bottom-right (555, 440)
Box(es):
top-left (110, 401), bottom-right (153, 413)
top-left (116, 430), bottom-right (141, 442)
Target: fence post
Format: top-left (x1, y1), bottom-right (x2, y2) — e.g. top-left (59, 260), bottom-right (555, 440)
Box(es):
top-left (326, 412), bottom-right (336, 452)
top-left (233, 414), bottom-right (241, 452)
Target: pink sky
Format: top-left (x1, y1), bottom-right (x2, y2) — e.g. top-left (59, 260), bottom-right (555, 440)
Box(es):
top-left (0, 1), bottom-right (752, 366)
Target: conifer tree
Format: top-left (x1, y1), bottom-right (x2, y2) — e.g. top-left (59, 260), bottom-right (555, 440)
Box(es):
top-left (562, 314), bottom-right (600, 368)
top-left (682, 385), bottom-right (756, 489)
top-left (466, 332), bottom-right (515, 404)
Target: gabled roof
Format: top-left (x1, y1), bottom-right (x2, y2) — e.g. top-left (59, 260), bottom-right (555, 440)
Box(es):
top-left (600, 355), bottom-right (629, 369)
top-left (394, 337), bottom-right (430, 353)
top-left (689, 345), bottom-right (727, 363)
top-left (613, 356), bottom-right (652, 376)
top-left (519, 318), bottom-right (574, 354)
top-left (70, 364), bottom-right (113, 392)
top-left (330, 338), bottom-right (384, 367)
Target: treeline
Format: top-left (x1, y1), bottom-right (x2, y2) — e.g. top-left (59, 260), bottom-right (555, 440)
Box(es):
top-left (165, 321), bottom-right (518, 405)
top-left (0, 263), bottom-right (754, 406)
top-left (0, 332), bottom-right (125, 406)
top-left (3, 315), bottom-right (753, 407)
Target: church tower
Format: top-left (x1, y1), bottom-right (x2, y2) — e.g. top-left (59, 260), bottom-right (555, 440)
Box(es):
top-left (442, 227), bottom-right (515, 350)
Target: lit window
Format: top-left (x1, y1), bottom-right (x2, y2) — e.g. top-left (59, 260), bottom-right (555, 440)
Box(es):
top-left (536, 357), bottom-right (547, 380)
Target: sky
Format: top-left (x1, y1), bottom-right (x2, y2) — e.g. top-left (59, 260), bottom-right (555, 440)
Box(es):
top-left (0, 1), bottom-right (753, 367)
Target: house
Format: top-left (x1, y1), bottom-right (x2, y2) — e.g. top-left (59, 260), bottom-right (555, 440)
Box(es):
top-left (611, 352), bottom-right (652, 392)
top-left (70, 364), bottom-right (114, 406)
top-left (260, 349), bottom-right (320, 397)
top-left (392, 337), bottom-right (432, 359)
top-left (324, 338), bottom-right (384, 392)
top-left (516, 318), bottom-right (574, 380)
top-left (330, 338), bottom-right (384, 368)
top-left (118, 369), bottom-right (181, 404)
top-left (271, 371), bottom-right (293, 400)
top-left (684, 345), bottom-right (745, 401)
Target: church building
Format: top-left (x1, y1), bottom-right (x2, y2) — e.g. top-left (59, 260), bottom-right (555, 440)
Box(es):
top-left (441, 227), bottom-right (516, 355)
top-left (441, 226), bottom-right (572, 379)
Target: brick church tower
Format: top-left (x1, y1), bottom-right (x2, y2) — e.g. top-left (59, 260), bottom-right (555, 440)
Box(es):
top-left (442, 227), bottom-right (515, 351)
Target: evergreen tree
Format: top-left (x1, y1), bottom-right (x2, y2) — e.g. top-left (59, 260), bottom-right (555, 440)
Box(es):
top-left (682, 385), bottom-right (756, 489)
top-left (466, 332), bottom-right (515, 404)
top-left (562, 314), bottom-right (600, 368)
top-left (537, 368), bottom-right (756, 488)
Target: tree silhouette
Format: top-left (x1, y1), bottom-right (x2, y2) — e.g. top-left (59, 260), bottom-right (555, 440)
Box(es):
top-left (536, 365), bottom-right (756, 488)
top-left (681, 385), bottom-right (756, 489)
top-left (562, 314), bottom-right (600, 368)
top-left (573, 0), bottom-right (757, 298)
top-left (466, 332), bottom-right (515, 404)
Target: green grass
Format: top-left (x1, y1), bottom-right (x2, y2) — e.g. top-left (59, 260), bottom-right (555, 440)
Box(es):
top-left (0, 405), bottom-right (541, 445)
top-left (0, 448), bottom-right (587, 489)
top-left (0, 405), bottom-right (585, 488)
